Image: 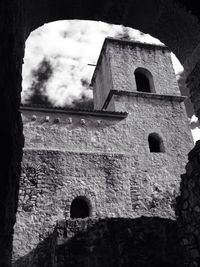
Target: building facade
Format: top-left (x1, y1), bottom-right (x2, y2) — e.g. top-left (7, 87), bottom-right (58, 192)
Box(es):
top-left (13, 38), bottom-right (193, 265)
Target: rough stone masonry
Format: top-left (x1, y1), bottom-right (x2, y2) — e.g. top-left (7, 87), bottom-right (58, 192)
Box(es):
top-left (2, 1), bottom-right (200, 266)
top-left (12, 38), bottom-right (194, 266)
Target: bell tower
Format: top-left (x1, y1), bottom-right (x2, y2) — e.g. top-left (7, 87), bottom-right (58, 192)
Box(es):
top-left (91, 37), bottom-right (194, 217)
top-left (91, 37), bottom-right (180, 111)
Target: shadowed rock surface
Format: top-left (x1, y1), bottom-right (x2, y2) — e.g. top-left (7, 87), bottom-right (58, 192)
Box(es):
top-left (14, 217), bottom-right (180, 267)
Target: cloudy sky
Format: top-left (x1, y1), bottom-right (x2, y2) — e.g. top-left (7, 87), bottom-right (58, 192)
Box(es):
top-left (22, 20), bottom-right (199, 142)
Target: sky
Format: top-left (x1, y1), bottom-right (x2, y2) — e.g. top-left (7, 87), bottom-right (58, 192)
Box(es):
top-left (22, 20), bottom-right (200, 142)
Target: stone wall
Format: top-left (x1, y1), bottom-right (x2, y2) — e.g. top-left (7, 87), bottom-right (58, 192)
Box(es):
top-left (186, 60), bottom-right (200, 120)
top-left (92, 49), bottom-right (113, 110)
top-left (13, 148), bottom-right (179, 261)
top-left (13, 232), bottom-right (56, 267)
top-left (0, 0), bottom-right (25, 265)
top-left (14, 217), bottom-right (180, 267)
top-left (56, 218), bottom-right (180, 267)
top-left (0, 0), bottom-right (200, 265)
top-left (21, 95), bottom-right (193, 159)
top-left (177, 141), bottom-right (200, 266)
top-left (13, 89), bottom-right (193, 261)
top-left (92, 38), bottom-right (180, 110)
top-left (103, 40), bottom-right (179, 96)
top-left (12, 150), bottom-right (132, 260)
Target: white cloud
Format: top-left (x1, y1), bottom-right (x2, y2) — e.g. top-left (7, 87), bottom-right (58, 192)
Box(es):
top-left (23, 20), bottom-right (180, 106)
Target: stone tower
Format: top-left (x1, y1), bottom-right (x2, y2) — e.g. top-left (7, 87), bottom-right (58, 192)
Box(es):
top-left (91, 37), bottom-right (193, 216)
top-left (92, 37), bottom-right (184, 110)
top-left (13, 37), bottom-right (193, 266)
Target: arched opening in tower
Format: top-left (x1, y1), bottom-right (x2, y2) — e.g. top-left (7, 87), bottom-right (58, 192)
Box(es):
top-left (148, 133), bottom-right (164, 153)
top-left (70, 197), bottom-right (90, 219)
top-left (135, 71), bottom-right (151, 93)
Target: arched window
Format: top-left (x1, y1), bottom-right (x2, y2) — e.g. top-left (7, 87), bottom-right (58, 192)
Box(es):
top-left (148, 133), bottom-right (164, 153)
top-left (70, 196), bottom-right (90, 219)
top-left (134, 68), bottom-right (155, 93)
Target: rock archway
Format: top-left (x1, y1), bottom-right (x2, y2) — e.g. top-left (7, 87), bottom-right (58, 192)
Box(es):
top-left (1, 0), bottom-right (200, 266)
